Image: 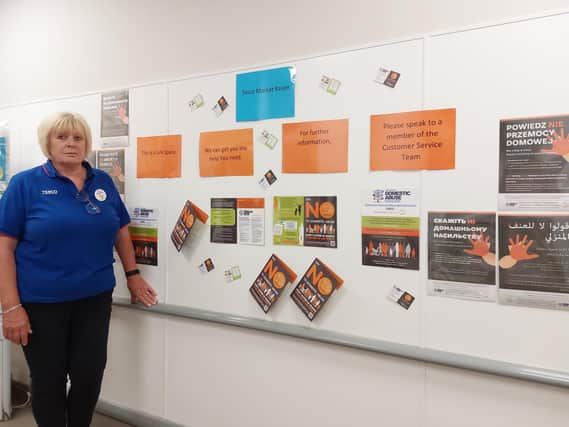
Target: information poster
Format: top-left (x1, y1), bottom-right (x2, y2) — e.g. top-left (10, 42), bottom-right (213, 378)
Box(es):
top-left (428, 212), bottom-right (496, 301)
top-left (96, 149), bottom-right (125, 195)
top-left (199, 129), bottom-right (254, 177)
top-left (282, 119), bottom-right (348, 173)
top-left (498, 115), bottom-right (569, 211)
top-left (236, 66), bottom-right (296, 122)
top-left (137, 135), bottom-right (181, 178)
top-left (101, 89), bottom-right (129, 148)
top-left (290, 258), bottom-right (344, 321)
top-left (273, 196), bottom-right (337, 248)
top-left (129, 207), bottom-right (159, 266)
top-left (249, 254), bottom-right (297, 313)
top-left (171, 200), bottom-right (209, 252)
top-left (370, 108), bottom-right (456, 171)
top-left (211, 198), bottom-right (265, 245)
top-left (498, 214), bottom-right (569, 310)
top-left (361, 188), bottom-right (419, 270)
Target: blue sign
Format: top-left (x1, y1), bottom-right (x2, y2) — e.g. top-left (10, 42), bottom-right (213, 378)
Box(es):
top-left (236, 66), bottom-right (296, 122)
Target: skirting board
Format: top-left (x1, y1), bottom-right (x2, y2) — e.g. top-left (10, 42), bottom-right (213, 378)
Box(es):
top-left (96, 400), bottom-right (186, 427)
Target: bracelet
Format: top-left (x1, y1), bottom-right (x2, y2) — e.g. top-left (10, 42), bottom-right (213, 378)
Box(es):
top-left (125, 269), bottom-right (140, 278)
top-left (1, 304), bottom-right (22, 316)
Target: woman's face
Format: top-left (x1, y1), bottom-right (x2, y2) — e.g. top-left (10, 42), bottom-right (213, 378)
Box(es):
top-left (49, 127), bottom-right (86, 167)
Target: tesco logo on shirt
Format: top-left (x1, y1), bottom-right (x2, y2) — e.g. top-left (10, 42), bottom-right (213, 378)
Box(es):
top-left (41, 189), bottom-right (58, 195)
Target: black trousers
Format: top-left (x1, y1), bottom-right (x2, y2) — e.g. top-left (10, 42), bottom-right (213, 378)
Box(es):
top-left (22, 291), bottom-right (113, 427)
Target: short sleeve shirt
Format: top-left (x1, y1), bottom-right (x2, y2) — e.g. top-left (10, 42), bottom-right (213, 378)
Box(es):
top-left (0, 160), bottom-right (130, 303)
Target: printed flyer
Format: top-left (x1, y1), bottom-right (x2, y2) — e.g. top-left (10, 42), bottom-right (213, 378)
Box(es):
top-left (290, 258), bottom-right (344, 321)
top-left (427, 212), bottom-right (496, 301)
top-left (273, 196), bottom-right (337, 248)
top-left (498, 115), bottom-right (569, 211)
top-left (101, 89), bottom-right (129, 148)
top-left (171, 200), bottom-right (209, 252)
top-left (361, 188), bottom-right (419, 270)
top-left (236, 66), bottom-right (296, 122)
top-left (249, 254), bottom-right (297, 313)
top-left (498, 214), bottom-right (569, 310)
top-left (96, 149), bottom-right (125, 195)
top-left (211, 198), bottom-right (265, 245)
top-left (129, 207), bottom-right (159, 266)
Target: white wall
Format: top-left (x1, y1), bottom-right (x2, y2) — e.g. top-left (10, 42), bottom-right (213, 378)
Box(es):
top-left (3, 1), bottom-right (569, 426)
top-left (1, 0), bottom-right (569, 107)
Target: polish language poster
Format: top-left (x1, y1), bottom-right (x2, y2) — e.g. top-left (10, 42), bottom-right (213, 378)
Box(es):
top-left (290, 258), bottom-right (344, 321)
top-left (129, 207), bottom-right (159, 266)
top-left (199, 129), bottom-right (254, 177)
top-left (101, 89), bottom-right (129, 148)
top-left (236, 66), bottom-right (296, 122)
top-left (249, 254), bottom-right (297, 313)
top-left (498, 214), bottom-right (569, 310)
top-left (211, 198), bottom-right (265, 245)
top-left (370, 108), bottom-right (456, 171)
top-left (498, 115), bottom-right (569, 211)
top-left (361, 188), bottom-right (419, 270)
top-left (282, 119), bottom-right (348, 173)
top-left (428, 212), bottom-right (496, 301)
top-left (273, 196), bottom-right (337, 248)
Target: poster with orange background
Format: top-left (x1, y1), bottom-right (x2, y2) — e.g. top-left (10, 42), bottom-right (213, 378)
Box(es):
top-left (199, 129), bottom-right (254, 177)
top-left (282, 119), bottom-right (348, 173)
top-left (137, 135), bottom-right (181, 178)
top-left (370, 108), bottom-right (456, 171)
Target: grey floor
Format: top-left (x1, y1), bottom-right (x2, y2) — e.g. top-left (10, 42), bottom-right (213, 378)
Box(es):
top-left (3, 406), bottom-right (132, 426)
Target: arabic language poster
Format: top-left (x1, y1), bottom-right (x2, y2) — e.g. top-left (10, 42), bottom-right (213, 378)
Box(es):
top-left (498, 214), bottom-right (569, 310)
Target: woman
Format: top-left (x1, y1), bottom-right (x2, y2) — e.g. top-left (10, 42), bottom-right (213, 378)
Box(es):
top-left (0, 112), bottom-right (157, 427)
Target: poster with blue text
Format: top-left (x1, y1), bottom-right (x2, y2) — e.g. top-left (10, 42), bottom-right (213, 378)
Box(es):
top-left (236, 66), bottom-right (296, 122)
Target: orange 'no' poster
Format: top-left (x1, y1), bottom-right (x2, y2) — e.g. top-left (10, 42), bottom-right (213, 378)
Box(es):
top-left (370, 108), bottom-right (456, 171)
top-left (137, 135), bottom-right (182, 178)
top-left (199, 129), bottom-right (254, 177)
top-left (282, 119), bottom-right (349, 173)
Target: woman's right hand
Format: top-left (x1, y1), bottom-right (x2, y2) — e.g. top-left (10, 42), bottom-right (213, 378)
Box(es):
top-left (3, 306), bottom-right (32, 346)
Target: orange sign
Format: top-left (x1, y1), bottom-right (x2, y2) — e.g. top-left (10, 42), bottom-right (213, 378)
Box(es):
top-left (137, 135), bottom-right (182, 178)
top-left (370, 108), bottom-right (456, 170)
top-left (282, 119), bottom-right (349, 173)
top-left (199, 129), bottom-right (254, 177)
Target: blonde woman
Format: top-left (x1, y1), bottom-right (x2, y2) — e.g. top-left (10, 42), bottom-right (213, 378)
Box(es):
top-left (0, 112), bottom-right (157, 427)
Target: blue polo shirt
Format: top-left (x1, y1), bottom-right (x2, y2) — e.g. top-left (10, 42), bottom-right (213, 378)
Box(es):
top-left (0, 160), bottom-right (130, 303)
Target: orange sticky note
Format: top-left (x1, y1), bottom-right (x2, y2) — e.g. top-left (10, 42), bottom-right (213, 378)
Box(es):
top-left (199, 129), bottom-right (254, 177)
top-left (370, 108), bottom-right (456, 171)
top-left (282, 119), bottom-right (349, 173)
top-left (137, 135), bottom-right (182, 178)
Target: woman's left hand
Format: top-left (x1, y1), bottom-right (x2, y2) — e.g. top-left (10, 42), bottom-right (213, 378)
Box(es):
top-left (127, 275), bottom-right (158, 307)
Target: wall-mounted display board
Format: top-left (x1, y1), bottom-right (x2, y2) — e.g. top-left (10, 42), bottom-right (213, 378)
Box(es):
top-left (2, 11), bottom-right (569, 380)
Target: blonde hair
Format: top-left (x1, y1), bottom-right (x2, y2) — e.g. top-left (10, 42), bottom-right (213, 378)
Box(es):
top-left (37, 112), bottom-right (92, 159)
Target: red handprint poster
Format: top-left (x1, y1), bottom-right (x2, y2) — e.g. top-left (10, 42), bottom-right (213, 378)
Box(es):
top-left (498, 214), bottom-right (569, 310)
top-left (428, 212), bottom-right (496, 301)
top-left (499, 115), bottom-right (569, 211)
